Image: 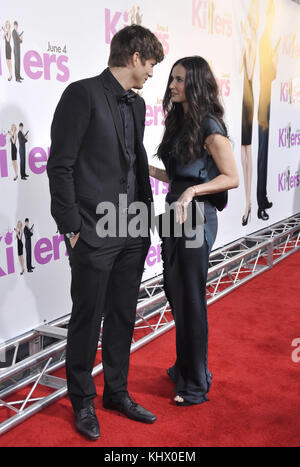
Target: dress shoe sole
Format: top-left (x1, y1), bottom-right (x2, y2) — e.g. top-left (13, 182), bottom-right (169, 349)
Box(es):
top-left (75, 426), bottom-right (100, 441)
top-left (257, 209), bottom-right (269, 221)
top-left (103, 402), bottom-right (156, 424)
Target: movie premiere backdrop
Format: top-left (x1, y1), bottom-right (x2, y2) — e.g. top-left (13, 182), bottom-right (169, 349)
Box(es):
top-left (0, 0), bottom-right (299, 342)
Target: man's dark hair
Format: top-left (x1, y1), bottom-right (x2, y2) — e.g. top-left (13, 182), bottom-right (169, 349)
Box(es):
top-left (25, 218), bottom-right (29, 223)
top-left (108, 24), bottom-right (164, 67)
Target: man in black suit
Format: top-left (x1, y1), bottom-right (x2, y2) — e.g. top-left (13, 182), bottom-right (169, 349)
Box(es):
top-left (18, 123), bottom-right (28, 179)
top-left (23, 218), bottom-right (34, 272)
top-left (47, 25), bottom-right (164, 440)
top-left (12, 21), bottom-right (23, 83)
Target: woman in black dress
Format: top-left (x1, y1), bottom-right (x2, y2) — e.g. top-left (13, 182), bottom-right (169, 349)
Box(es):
top-left (15, 220), bottom-right (25, 275)
top-left (9, 124), bottom-right (18, 180)
top-left (149, 56), bottom-right (239, 406)
top-left (2, 21), bottom-right (13, 81)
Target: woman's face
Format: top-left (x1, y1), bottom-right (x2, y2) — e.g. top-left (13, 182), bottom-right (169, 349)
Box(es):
top-left (169, 64), bottom-right (188, 108)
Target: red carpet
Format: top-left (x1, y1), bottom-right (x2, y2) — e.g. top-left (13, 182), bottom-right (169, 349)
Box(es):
top-left (0, 251), bottom-right (300, 447)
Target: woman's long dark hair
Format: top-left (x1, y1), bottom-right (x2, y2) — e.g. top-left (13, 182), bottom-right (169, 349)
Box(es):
top-left (156, 56), bottom-right (227, 165)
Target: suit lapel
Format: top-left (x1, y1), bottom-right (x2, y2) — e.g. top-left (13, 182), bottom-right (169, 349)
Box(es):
top-left (99, 72), bottom-right (130, 165)
top-left (132, 102), bottom-right (148, 168)
top-left (99, 70), bottom-right (148, 170)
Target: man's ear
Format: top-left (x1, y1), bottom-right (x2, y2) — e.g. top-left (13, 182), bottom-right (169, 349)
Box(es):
top-left (131, 51), bottom-right (141, 67)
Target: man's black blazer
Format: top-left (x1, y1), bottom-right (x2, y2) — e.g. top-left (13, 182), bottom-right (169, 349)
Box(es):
top-left (47, 69), bottom-right (153, 247)
top-left (18, 131), bottom-right (26, 156)
top-left (23, 225), bottom-right (33, 245)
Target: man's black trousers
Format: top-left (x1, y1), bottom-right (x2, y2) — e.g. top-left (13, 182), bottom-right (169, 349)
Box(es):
top-left (64, 233), bottom-right (150, 411)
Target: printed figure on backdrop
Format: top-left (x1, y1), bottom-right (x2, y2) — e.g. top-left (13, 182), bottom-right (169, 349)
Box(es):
top-left (130, 6), bottom-right (143, 25)
top-left (257, 0), bottom-right (280, 221)
top-left (130, 6), bottom-right (136, 24)
top-left (2, 21), bottom-right (13, 81)
top-left (149, 56), bottom-right (239, 406)
top-left (12, 21), bottom-right (24, 83)
top-left (17, 123), bottom-right (29, 180)
top-left (135, 6), bottom-right (143, 25)
top-left (23, 218), bottom-right (34, 273)
top-left (8, 124), bottom-right (18, 180)
top-left (8, 124), bottom-right (18, 181)
top-left (14, 221), bottom-right (25, 275)
top-left (47, 25), bottom-right (164, 440)
top-left (240, 0), bottom-right (259, 226)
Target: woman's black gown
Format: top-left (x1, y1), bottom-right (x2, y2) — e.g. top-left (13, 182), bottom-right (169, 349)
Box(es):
top-left (161, 115), bottom-right (227, 404)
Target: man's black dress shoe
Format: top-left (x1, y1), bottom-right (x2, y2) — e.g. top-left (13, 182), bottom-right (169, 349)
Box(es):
top-left (257, 208), bottom-right (269, 220)
top-left (103, 393), bottom-right (156, 424)
top-left (264, 200), bottom-right (273, 209)
top-left (74, 403), bottom-right (100, 440)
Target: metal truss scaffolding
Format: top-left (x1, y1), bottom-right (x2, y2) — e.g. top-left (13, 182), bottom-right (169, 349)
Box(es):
top-left (0, 213), bottom-right (299, 436)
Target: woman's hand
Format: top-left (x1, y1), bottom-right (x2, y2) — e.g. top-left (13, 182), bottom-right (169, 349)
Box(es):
top-left (175, 187), bottom-right (195, 224)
